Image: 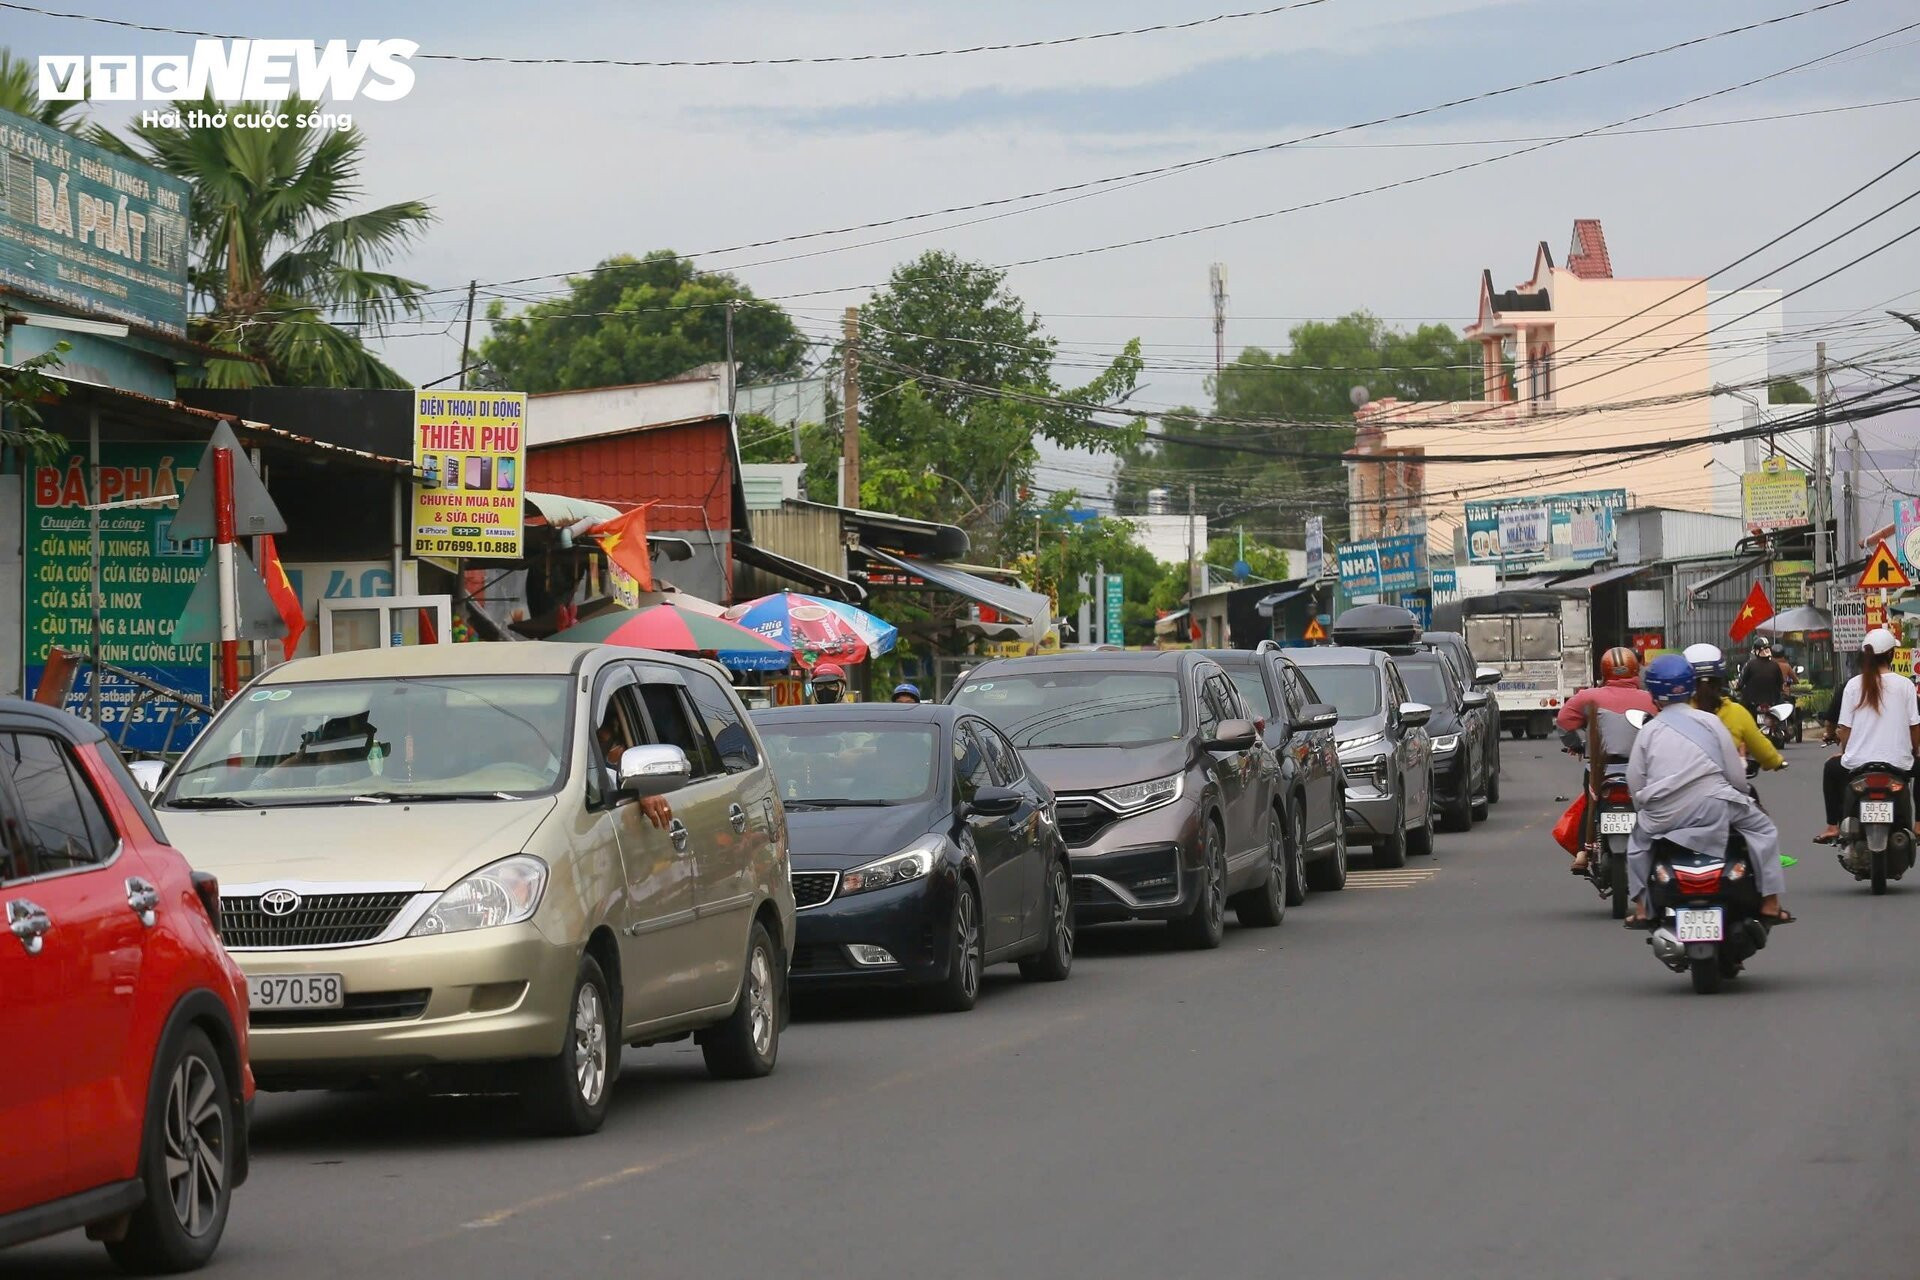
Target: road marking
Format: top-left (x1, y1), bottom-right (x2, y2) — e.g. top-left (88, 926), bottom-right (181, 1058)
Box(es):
top-left (1346, 869), bottom-right (1438, 889)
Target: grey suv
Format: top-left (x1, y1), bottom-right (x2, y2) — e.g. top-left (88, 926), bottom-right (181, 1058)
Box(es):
top-left (950, 651), bottom-right (1283, 949)
top-left (1290, 648), bottom-right (1435, 868)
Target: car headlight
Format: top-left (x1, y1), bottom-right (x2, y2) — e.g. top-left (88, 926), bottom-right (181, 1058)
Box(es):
top-left (408, 855), bottom-right (547, 937)
top-left (1431, 734), bottom-right (1459, 756)
top-left (1339, 731), bottom-right (1385, 754)
top-left (1098, 772), bottom-right (1184, 814)
top-left (1346, 754), bottom-right (1389, 784)
top-left (841, 836), bottom-right (941, 896)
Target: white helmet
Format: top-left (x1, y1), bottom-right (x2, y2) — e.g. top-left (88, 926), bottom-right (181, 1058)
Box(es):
top-left (1864, 627), bottom-right (1899, 656)
top-left (1682, 643), bottom-right (1725, 678)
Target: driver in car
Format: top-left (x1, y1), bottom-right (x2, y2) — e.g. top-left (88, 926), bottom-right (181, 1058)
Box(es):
top-left (597, 710), bottom-right (674, 830)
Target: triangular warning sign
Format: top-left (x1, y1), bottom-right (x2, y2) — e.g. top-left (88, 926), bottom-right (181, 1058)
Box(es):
top-left (1858, 540), bottom-right (1911, 590)
top-left (1304, 619), bottom-right (1328, 642)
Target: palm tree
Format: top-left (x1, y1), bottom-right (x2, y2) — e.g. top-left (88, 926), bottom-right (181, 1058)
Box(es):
top-left (99, 95), bottom-right (434, 388)
top-left (0, 48), bottom-right (84, 131)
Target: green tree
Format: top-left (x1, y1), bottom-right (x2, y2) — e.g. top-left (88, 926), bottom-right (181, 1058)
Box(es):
top-left (1203, 534), bottom-right (1289, 581)
top-left (1118, 312), bottom-right (1478, 538)
top-left (1768, 377), bottom-right (1813, 405)
top-left (481, 251), bottom-right (807, 393)
top-left (0, 342), bottom-right (70, 461)
top-left (843, 251), bottom-right (1145, 550)
top-left (0, 48), bottom-right (84, 131)
top-left (99, 96), bottom-right (433, 388)
top-left (1023, 495), bottom-right (1171, 645)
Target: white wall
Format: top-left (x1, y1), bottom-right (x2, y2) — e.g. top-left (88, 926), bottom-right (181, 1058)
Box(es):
top-left (1128, 513), bottom-right (1209, 565)
top-left (1706, 288), bottom-right (1786, 519)
top-left (526, 377), bottom-right (726, 446)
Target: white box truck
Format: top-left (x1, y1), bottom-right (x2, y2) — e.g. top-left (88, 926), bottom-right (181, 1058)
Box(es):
top-left (1460, 590), bottom-right (1592, 739)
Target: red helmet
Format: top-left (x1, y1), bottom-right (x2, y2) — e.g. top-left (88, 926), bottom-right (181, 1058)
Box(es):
top-left (811, 662), bottom-right (846, 683)
top-left (1599, 646), bottom-right (1640, 682)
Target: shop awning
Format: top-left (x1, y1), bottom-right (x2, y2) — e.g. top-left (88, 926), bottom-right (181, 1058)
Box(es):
top-left (1154, 608), bottom-right (1191, 637)
top-left (527, 492), bottom-right (619, 527)
top-left (859, 545), bottom-right (1048, 623)
top-left (1686, 555), bottom-right (1771, 600)
top-left (1256, 586), bottom-right (1311, 617)
top-left (732, 540), bottom-right (867, 603)
top-left (1548, 563), bottom-right (1645, 592)
top-left (788, 499), bottom-right (969, 560)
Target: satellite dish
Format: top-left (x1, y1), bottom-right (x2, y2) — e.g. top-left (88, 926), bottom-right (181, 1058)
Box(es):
top-left (1350, 386), bottom-right (1371, 409)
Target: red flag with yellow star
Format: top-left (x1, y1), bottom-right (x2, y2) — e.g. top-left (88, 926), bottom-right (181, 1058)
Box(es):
top-left (1728, 580), bottom-right (1774, 643)
top-left (592, 502), bottom-right (655, 593)
top-left (258, 534), bottom-right (306, 660)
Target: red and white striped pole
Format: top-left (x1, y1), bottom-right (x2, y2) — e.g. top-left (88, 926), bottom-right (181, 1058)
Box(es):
top-left (212, 446), bottom-right (240, 700)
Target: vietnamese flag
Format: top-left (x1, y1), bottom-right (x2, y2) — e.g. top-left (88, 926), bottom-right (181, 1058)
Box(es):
top-left (1728, 580), bottom-right (1775, 643)
top-left (592, 502), bottom-right (656, 593)
top-left (258, 535), bottom-right (306, 660)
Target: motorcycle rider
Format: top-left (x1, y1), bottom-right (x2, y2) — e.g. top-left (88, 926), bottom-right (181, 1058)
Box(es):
top-left (810, 663), bottom-right (848, 704)
top-left (1815, 628), bottom-right (1920, 844)
top-left (1556, 646), bottom-right (1657, 875)
top-left (891, 682), bottom-right (923, 704)
top-left (1736, 637), bottom-right (1788, 711)
top-left (1624, 654), bottom-right (1792, 927)
top-left (1684, 643), bottom-right (1783, 777)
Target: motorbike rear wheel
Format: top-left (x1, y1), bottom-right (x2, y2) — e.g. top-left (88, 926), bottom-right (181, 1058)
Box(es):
top-left (1689, 955), bottom-right (1724, 994)
top-left (1608, 857), bottom-right (1629, 920)
top-left (1871, 848), bottom-right (1888, 896)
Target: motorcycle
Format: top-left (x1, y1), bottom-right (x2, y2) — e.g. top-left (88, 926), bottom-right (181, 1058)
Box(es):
top-left (1836, 763), bottom-right (1916, 895)
top-left (1756, 701), bottom-right (1797, 751)
top-left (1642, 835), bottom-right (1772, 994)
top-left (1569, 709), bottom-right (1649, 919)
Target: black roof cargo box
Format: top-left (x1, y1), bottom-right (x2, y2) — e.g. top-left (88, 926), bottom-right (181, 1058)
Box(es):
top-left (1329, 603), bottom-right (1424, 649)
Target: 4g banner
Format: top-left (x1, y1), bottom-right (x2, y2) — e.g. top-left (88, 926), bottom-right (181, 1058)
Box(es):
top-left (410, 391), bottom-right (526, 559)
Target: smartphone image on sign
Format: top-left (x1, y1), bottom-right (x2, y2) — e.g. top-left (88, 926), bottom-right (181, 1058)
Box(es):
top-left (465, 456), bottom-right (490, 490)
top-left (441, 456), bottom-right (460, 489)
top-left (496, 458), bottom-right (516, 491)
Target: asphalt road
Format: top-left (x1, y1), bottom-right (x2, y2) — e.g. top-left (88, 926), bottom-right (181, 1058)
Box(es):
top-left (13, 737), bottom-right (1920, 1280)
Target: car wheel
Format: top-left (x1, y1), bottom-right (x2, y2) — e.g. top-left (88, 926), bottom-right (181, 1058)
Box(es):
top-left (524, 955), bottom-right (614, 1136)
top-left (1169, 820), bottom-right (1228, 949)
top-left (1408, 781), bottom-right (1437, 856)
top-left (1235, 808), bottom-right (1287, 927)
top-left (1487, 746), bottom-right (1502, 804)
top-left (108, 1026), bottom-right (235, 1274)
top-left (1019, 859), bottom-right (1075, 982)
top-left (1306, 795), bottom-right (1349, 891)
top-left (1283, 805), bottom-right (1309, 907)
top-left (928, 879), bottom-right (985, 1011)
top-left (702, 920), bottom-right (783, 1077)
top-left (1373, 797), bottom-right (1409, 869)
top-left (1441, 764), bottom-right (1474, 832)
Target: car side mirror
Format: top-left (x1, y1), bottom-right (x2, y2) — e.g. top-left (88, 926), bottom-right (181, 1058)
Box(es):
top-left (1474, 666), bottom-right (1502, 687)
top-left (1299, 703), bottom-right (1339, 731)
top-left (968, 785), bottom-right (1021, 817)
top-left (1462, 690), bottom-right (1490, 710)
top-left (618, 744), bottom-right (692, 797)
top-left (1398, 702), bottom-right (1432, 729)
top-left (1206, 718), bottom-right (1258, 751)
top-left (127, 759), bottom-right (165, 796)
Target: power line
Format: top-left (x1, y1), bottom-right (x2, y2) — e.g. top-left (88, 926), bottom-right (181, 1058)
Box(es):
top-left (0, 0), bottom-right (1335, 67)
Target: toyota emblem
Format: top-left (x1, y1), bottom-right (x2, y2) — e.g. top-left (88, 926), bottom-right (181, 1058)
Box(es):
top-left (260, 888), bottom-right (302, 917)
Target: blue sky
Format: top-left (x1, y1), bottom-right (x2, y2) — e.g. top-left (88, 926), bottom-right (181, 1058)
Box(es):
top-left (7, 0), bottom-right (1919, 459)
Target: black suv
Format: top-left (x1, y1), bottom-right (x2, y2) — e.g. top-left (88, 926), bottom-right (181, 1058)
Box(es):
top-left (1422, 630), bottom-right (1502, 807)
top-left (1203, 648), bottom-right (1349, 899)
top-left (1391, 649), bottom-right (1490, 831)
top-left (950, 651), bottom-right (1281, 949)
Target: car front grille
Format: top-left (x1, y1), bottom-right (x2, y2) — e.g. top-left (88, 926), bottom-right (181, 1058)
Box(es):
top-left (250, 989), bottom-right (431, 1028)
top-left (221, 892), bottom-right (416, 949)
top-left (791, 871), bottom-right (839, 910)
top-left (1055, 798), bottom-right (1117, 847)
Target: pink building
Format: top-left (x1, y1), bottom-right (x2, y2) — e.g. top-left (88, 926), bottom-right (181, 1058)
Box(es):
top-left (1350, 220), bottom-right (1723, 557)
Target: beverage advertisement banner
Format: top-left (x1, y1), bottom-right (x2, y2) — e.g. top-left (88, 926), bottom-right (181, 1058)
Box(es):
top-left (1464, 489), bottom-right (1627, 565)
top-left (0, 110), bottom-right (192, 334)
top-left (24, 443), bottom-right (211, 751)
top-left (411, 390), bottom-right (526, 558)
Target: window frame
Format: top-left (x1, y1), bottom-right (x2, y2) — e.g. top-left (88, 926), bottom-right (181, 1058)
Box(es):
top-left (0, 730), bottom-right (124, 887)
top-left (631, 668), bottom-right (724, 781)
top-left (968, 718), bottom-right (1024, 786)
top-left (683, 668), bottom-right (760, 775)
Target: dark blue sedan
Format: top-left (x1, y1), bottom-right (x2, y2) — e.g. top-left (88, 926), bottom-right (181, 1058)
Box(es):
top-left (753, 703), bottom-right (1073, 1011)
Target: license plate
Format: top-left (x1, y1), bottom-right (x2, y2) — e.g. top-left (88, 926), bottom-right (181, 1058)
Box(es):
top-left (1673, 907), bottom-right (1724, 943)
top-left (248, 974), bottom-right (344, 1011)
top-left (1861, 801), bottom-right (1896, 824)
top-left (1599, 810), bottom-right (1636, 834)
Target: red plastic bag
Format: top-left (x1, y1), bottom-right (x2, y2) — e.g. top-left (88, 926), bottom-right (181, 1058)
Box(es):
top-left (1551, 792), bottom-right (1589, 855)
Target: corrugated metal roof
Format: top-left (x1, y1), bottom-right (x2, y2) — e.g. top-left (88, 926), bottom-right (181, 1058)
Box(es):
top-left (527, 420), bottom-right (734, 534)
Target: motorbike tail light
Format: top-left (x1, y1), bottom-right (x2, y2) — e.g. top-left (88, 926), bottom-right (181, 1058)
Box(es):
top-left (1861, 772), bottom-right (1896, 801)
top-left (1673, 866), bottom-right (1724, 896)
top-left (190, 870), bottom-right (223, 938)
top-left (1602, 781), bottom-right (1631, 806)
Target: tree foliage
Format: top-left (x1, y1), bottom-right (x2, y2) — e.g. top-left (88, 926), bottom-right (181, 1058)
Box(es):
top-left (0, 48), bottom-right (84, 131)
top-left (842, 251), bottom-right (1145, 551)
top-left (0, 342), bottom-right (70, 462)
top-left (1767, 377), bottom-right (1813, 405)
top-left (1118, 312), bottom-right (1478, 539)
top-left (481, 251), bottom-right (807, 393)
top-left (98, 96), bottom-right (433, 388)
top-left (1203, 533), bottom-right (1289, 581)
top-left (1021, 495), bottom-right (1173, 645)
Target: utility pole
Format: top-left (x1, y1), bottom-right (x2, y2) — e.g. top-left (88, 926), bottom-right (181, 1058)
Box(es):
top-left (1186, 482), bottom-right (1200, 596)
top-left (1812, 341), bottom-right (1830, 607)
top-left (1209, 264), bottom-right (1228, 374)
top-left (841, 306), bottom-right (861, 506)
top-left (724, 301), bottom-right (738, 428)
top-left (458, 279), bottom-right (477, 390)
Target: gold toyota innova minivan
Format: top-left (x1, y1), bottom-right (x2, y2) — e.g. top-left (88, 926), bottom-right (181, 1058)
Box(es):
top-left (157, 643), bottom-right (795, 1135)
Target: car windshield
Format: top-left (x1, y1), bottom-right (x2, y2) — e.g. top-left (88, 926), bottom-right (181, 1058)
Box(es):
top-left (757, 723), bottom-right (938, 805)
top-left (1397, 662), bottom-right (1452, 708)
top-left (1226, 670), bottom-right (1273, 719)
top-left (953, 670), bottom-right (1183, 747)
top-left (1297, 664), bottom-right (1382, 720)
top-left (162, 676), bottom-right (572, 807)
